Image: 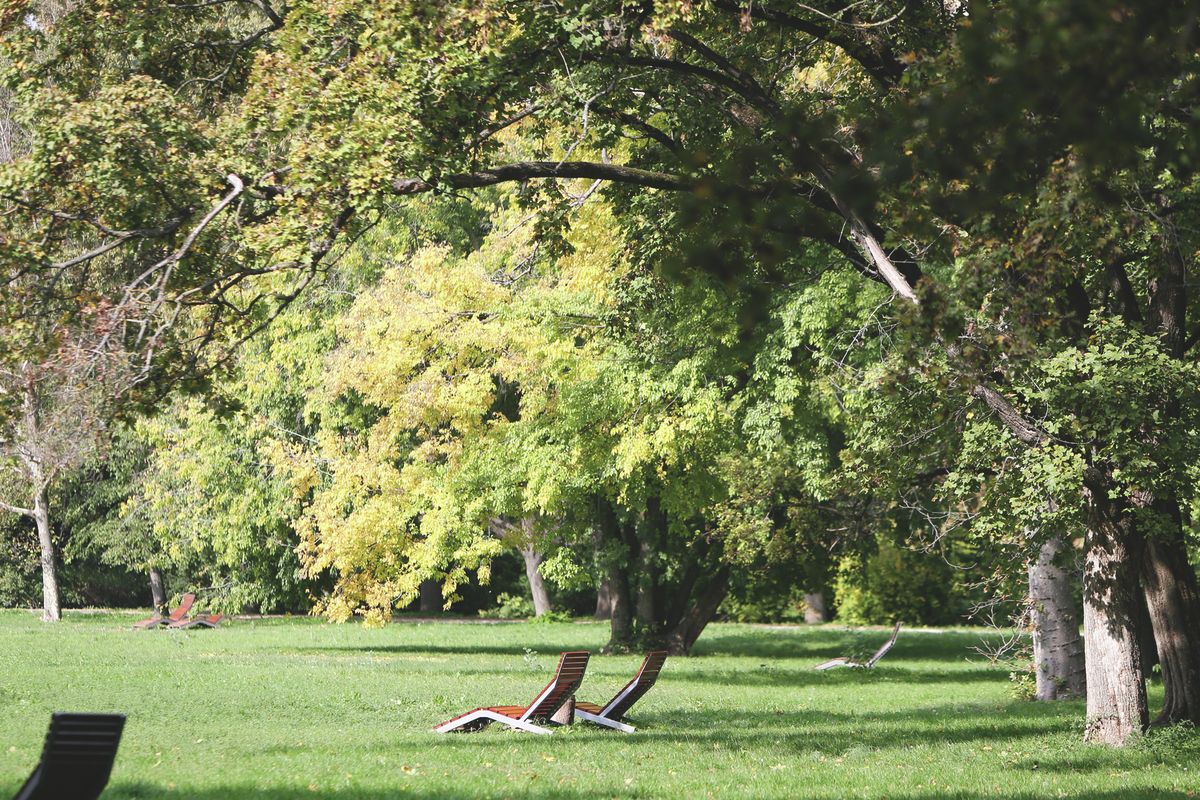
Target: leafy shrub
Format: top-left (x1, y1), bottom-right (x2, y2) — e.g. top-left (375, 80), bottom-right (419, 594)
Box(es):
top-left (481, 592), bottom-right (535, 619)
top-left (834, 536), bottom-right (966, 626)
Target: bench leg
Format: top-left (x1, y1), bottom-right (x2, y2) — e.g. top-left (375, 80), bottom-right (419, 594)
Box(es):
top-left (575, 709), bottom-right (636, 733)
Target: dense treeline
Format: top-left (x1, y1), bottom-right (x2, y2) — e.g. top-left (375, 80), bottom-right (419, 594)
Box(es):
top-left (1, 0), bottom-right (1199, 747)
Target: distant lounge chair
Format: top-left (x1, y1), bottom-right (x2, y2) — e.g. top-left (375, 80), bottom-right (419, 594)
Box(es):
top-left (574, 650), bottom-right (668, 733)
top-left (435, 651), bottom-right (590, 735)
top-left (814, 622), bottom-right (902, 670)
top-left (168, 612), bottom-right (224, 630)
top-left (132, 593), bottom-right (195, 629)
top-left (14, 712), bottom-right (125, 800)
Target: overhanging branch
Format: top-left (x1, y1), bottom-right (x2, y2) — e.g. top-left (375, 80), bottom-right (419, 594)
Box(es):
top-left (392, 161), bottom-right (692, 194)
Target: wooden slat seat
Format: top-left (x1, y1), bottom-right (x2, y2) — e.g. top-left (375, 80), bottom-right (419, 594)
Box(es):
top-left (132, 593), bottom-right (196, 629)
top-left (573, 651), bottom-right (668, 733)
top-left (14, 713), bottom-right (126, 800)
top-left (435, 651), bottom-right (591, 735)
top-left (169, 612), bottom-right (224, 630)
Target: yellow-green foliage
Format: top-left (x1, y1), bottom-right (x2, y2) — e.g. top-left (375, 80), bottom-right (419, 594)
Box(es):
top-left (294, 191), bottom-right (744, 622)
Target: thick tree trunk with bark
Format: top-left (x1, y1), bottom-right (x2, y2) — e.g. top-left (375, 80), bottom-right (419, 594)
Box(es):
top-left (1142, 535), bottom-right (1200, 725)
top-left (33, 487), bottom-right (60, 622)
top-left (1082, 509), bottom-right (1148, 745)
top-left (633, 505), bottom-right (664, 635)
top-left (418, 579), bottom-right (442, 613)
top-left (1029, 536), bottom-right (1085, 700)
top-left (519, 542), bottom-right (553, 617)
top-left (594, 502), bottom-right (634, 651)
top-left (149, 568), bottom-right (167, 617)
top-left (1138, 213), bottom-right (1200, 725)
top-left (606, 559), bottom-right (634, 651)
top-left (803, 591), bottom-right (829, 624)
top-left (595, 578), bottom-right (614, 620)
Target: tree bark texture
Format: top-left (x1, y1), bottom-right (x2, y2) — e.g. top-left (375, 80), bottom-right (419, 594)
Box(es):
top-left (519, 540), bottom-right (553, 617)
top-left (594, 502), bottom-right (634, 651)
top-left (1028, 536), bottom-right (1086, 701)
top-left (665, 566), bottom-right (731, 655)
top-left (803, 591), bottom-right (829, 624)
top-left (595, 578), bottom-right (615, 620)
top-left (1142, 535), bottom-right (1200, 725)
top-left (149, 568), bottom-right (167, 616)
top-left (1082, 510), bottom-right (1148, 745)
top-left (33, 487), bottom-right (60, 622)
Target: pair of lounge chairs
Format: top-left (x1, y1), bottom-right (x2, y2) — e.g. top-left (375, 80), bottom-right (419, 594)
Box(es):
top-left (436, 650), bottom-right (667, 735)
top-left (14, 713), bottom-right (125, 800)
top-left (132, 593), bottom-right (224, 630)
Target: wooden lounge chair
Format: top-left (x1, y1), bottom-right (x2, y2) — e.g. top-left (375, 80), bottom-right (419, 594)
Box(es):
top-left (814, 621), bottom-right (901, 670)
top-left (168, 612), bottom-right (224, 630)
top-left (435, 651), bottom-right (590, 735)
top-left (14, 712), bottom-right (126, 800)
top-left (574, 650), bottom-right (668, 733)
top-left (132, 593), bottom-right (195, 629)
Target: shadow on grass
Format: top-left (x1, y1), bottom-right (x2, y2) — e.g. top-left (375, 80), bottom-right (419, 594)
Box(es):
top-left (101, 784), bottom-right (1196, 800)
top-left (421, 701), bottom-right (1083, 754)
top-left (692, 629), bottom-right (1010, 661)
top-left (663, 665), bottom-right (1005, 686)
top-left (292, 628), bottom-right (1007, 664)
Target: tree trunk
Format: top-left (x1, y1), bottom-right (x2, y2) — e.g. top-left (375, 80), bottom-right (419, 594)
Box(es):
top-left (595, 501), bottom-right (634, 651)
top-left (33, 487), bottom-right (60, 622)
top-left (1082, 508), bottom-right (1148, 745)
top-left (418, 579), bottom-right (442, 613)
top-left (1142, 535), bottom-right (1200, 725)
top-left (595, 578), bottom-right (614, 619)
top-left (665, 567), bottom-right (731, 655)
top-left (634, 498), bottom-right (665, 634)
top-left (803, 591), bottom-right (829, 624)
top-left (606, 560), bottom-right (633, 652)
top-left (149, 568), bottom-right (167, 617)
top-left (1029, 536), bottom-right (1086, 701)
top-left (1134, 586), bottom-right (1159, 674)
top-left (519, 542), bottom-right (553, 617)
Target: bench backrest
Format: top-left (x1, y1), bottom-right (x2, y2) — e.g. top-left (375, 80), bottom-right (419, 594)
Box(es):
top-left (14, 712), bottom-right (126, 800)
top-left (169, 593), bottom-right (197, 622)
top-left (520, 651), bottom-right (590, 722)
top-left (601, 650), bottom-right (668, 721)
top-left (866, 622), bottom-right (901, 668)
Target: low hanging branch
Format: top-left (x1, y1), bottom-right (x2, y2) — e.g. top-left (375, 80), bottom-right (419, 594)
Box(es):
top-left (391, 161), bottom-right (692, 194)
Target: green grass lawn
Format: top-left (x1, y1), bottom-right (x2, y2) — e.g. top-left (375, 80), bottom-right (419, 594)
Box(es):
top-left (0, 611), bottom-right (1197, 799)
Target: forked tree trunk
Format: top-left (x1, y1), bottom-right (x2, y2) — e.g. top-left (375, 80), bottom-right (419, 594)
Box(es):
top-left (33, 487), bottom-right (60, 622)
top-left (1029, 536), bottom-right (1086, 700)
top-left (149, 568), bottom-right (167, 617)
top-left (1142, 535), bottom-right (1200, 725)
top-left (1134, 590), bottom-right (1159, 674)
top-left (664, 567), bottom-right (731, 655)
top-left (1082, 512), bottom-right (1148, 745)
top-left (804, 591), bottom-right (829, 624)
top-left (519, 542), bottom-right (553, 617)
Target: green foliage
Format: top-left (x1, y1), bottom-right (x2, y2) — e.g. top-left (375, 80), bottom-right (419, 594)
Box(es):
top-left (481, 592), bottom-right (533, 620)
top-left (833, 535), bottom-right (964, 627)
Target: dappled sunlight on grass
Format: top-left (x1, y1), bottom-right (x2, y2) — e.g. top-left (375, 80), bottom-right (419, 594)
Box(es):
top-left (0, 612), bottom-right (1195, 798)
